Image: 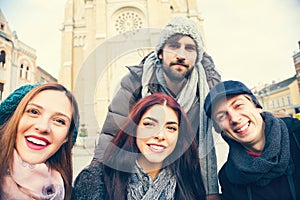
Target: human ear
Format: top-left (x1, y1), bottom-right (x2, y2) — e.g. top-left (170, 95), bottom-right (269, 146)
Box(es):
top-left (257, 108), bottom-right (263, 113)
top-left (158, 53), bottom-right (163, 59)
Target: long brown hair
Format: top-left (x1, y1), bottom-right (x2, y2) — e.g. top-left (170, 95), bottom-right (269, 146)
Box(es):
top-left (0, 83), bottom-right (79, 200)
top-left (103, 93), bottom-right (206, 199)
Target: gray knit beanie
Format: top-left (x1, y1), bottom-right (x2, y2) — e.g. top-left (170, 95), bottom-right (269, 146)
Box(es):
top-left (155, 16), bottom-right (204, 60)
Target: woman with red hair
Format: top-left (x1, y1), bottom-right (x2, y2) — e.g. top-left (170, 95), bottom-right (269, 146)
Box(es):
top-left (73, 93), bottom-right (206, 199)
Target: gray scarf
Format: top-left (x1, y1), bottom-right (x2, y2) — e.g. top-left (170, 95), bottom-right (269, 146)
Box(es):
top-left (224, 112), bottom-right (290, 186)
top-left (127, 161), bottom-right (176, 200)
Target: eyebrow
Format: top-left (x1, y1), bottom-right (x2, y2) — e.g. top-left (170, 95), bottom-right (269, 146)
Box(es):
top-left (185, 44), bottom-right (196, 47)
top-left (166, 41), bottom-right (196, 47)
top-left (231, 97), bottom-right (246, 105)
top-left (143, 117), bottom-right (178, 125)
top-left (214, 97), bottom-right (246, 116)
top-left (27, 103), bottom-right (71, 122)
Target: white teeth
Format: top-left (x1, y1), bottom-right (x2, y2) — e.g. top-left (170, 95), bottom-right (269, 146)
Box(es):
top-left (236, 123), bottom-right (249, 132)
top-left (27, 137), bottom-right (47, 146)
top-left (149, 145), bottom-right (165, 150)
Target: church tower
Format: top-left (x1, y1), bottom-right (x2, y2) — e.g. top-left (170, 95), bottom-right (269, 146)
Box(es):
top-left (59, 0), bottom-right (205, 138)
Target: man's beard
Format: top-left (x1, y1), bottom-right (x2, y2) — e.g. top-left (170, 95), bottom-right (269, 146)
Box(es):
top-left (162, 64), bottom-right (193, 82)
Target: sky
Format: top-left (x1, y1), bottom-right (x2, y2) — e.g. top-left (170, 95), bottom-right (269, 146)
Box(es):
top-left (1, 0), bottom-right (300, 88)
top-left (0, 0), bottom-right (65, 78)
top-left (200, 0), bottom-right (300, 87)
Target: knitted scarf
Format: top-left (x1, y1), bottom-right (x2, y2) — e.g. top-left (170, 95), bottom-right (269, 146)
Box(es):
top-left (127, 161), bottom-right (176, 200)
top-left (1, 150), bottom-right (65, 199)
top-left (141, 52), bottom-right (211, 153)
top-left (224, 112), bottom-right (290, 186)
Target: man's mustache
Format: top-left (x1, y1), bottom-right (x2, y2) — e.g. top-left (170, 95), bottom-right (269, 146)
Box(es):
top-left (170, 62), bottom-right (188, 68)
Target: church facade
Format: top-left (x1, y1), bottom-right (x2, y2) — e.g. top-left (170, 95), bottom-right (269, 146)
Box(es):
top-left (59, 0), bottom-right (206, 139)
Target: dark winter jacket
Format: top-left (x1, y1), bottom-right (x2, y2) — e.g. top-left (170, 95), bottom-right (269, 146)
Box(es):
top-left (72, 162), bottom-right (106, 200)
top-left (72, 161), bottom-right (200, 200)
top-left (93, 52), bottom-right (221, 194)
top-left (219, 117), bottom-right (300, 200)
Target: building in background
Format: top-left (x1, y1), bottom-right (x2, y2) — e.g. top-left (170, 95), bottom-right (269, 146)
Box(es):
top-left (0, 9), bottom-right (57, 102)
top-left (292, 40), bottom-right (300, 119)
top-left (36, 66), bottom-right (57, 83)
top-left (253, 41), bottom-right (300, 118)
top-left (253, 75), bottom-right (300, 117)
top-left (59, 0), bottom-right (206, 136)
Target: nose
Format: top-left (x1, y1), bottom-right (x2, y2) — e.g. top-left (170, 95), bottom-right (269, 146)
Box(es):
top-left (34, 117), bottom-right (50, 133)
top-left (154, 128), bottom-right (166, 141)
top-left (175, 48), bottom-right (187, 60)
top-left (228, 110), bottom-right (241, 124)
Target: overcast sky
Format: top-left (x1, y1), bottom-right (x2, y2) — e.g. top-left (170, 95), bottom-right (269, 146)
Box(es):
top-left (200, 0), bottom-right (300, 87)
top-left (1, 0), bottom-right (300, 88)
top-left (1, 0), bottom-right (64, 78)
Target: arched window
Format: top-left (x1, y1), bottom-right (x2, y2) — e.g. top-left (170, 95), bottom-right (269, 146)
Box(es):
top-left (25, 66), bottom-right (30, 80)
top-left (20, 64), bottom-right (24, 78)
top-left (0, 50), bottom-right (5, 67)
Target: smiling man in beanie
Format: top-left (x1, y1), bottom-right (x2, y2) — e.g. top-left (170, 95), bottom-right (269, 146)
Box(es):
top-left (93, 16), bottom-right (221, 199)
top-left (204, 80), bottom-right (300, 200)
